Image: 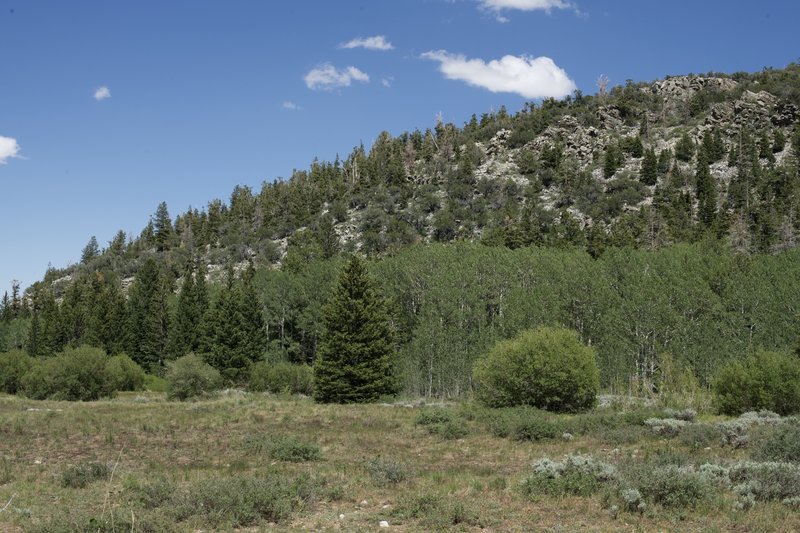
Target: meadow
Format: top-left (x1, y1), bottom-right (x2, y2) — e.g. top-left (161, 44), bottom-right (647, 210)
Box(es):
top-left (1, 392), bottom-right (799, 532)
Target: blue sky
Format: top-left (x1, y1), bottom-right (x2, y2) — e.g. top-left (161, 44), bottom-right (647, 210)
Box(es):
top-left (1, 0), bottom-right (799, 290)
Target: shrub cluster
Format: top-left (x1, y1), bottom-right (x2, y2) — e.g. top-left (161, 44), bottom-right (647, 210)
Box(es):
top-left (415, 409), bottom-right (468, 440)
top-left (521, 455), bottom-right (617, 497)
top-left (165, 353), bottom-right (222, 400)
top-left (1, 347), bottom-right (147, 401)
top-left (243, 434), bottom-right (321, 462)
top-left (248, 361), bottom-right (314, 395)
top-left (473, 327), bottom-right (599, 412)
top-left (60, 461), bottom-right (110, 488)
top-left (713, 350), bottom-right (800, 416)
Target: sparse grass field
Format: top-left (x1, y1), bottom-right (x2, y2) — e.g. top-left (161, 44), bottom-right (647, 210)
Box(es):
top-left (1, 392), bottom-right (799, 532)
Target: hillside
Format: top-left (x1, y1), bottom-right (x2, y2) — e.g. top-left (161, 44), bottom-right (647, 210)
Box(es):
top-left (27, 63), bottom-right (800, 295)
top-left (1, 64), bottom-right (800, 397)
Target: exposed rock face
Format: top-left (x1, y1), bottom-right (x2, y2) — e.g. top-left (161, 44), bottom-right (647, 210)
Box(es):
top-left (485, 128), bottom-right (511, 157)
top-left (651, 76), bottom-right (739, 99)
top-left (527, 115), bottom-right (604, 165)
top-left (706, 90), bottom-right (778, 131)
top-left (597, 105), bottom-right (623, 130)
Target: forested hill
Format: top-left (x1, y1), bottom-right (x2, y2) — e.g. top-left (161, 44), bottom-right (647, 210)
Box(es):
top-left (22, 64), bottom-right (800, 296)
top-left (1, 65), bottom-right (800, 396)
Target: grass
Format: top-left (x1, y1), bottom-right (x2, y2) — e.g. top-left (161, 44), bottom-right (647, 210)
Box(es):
top-left (0, 392), bottom-right (799, 531)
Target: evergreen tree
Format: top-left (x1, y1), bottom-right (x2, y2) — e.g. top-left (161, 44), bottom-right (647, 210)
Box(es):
top-left (169, 261), bottom-right (210, 359)
top-left (126, 258), bottom-right (170, 368)
top-left (603, 143), bottom-right (623, 179)
top-left (675, 132), bottom-right (695, 162)
top-left (153, 202), bottom-right (173, 252)
top-left (0, 292), bottom-right (9, 322)
top-left (80, 236), bottom-right (100, 264)
top-left (640, 148), bottom-right (658, 185)
top-left (10, 280), bottom-right (21, 319)
top-left (237, 263), bottom-right (266, 364)
top-left (695, 151), bottom-right (717, 228)
top-left (314, 255), bottom-right (396, 403)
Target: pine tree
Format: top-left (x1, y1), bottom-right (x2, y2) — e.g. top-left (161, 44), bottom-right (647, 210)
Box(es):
top-left (640, 148), bottom-right (658, 185)
top-left (237, 263), bottom-right (266, 365)
top-left (695, 150), bottom-right (717, 228)
top-left (153, 202), bottom-right (173, 252)
top-left (81, 236), bottom-right (100, 264)
top-left (0, 292), bottom-right (9, 322)
top-left (314, 255), bottom-right (396, 403)
top-left (675, 133), bottom-right (695, 162)
top-left (126, 258), bottom-right (170, 369)
top-left (168, 261), bottom-right (210, 359)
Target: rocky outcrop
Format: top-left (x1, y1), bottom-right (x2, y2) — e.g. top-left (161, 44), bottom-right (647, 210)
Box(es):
top-left (651, 76), bottom-right (738, 99)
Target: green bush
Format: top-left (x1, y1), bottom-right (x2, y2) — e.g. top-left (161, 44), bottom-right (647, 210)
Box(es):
top-left (752, 426), bottom-right (800, 462)
top-left (713, 350), bottom-right (800, 416)
top-left (0, 350), bottom-right (33, 394)
top-left (172, 474), bottom-right (319, 527)
top-left (473, 327), bottom-right (599, 412)
top-left (105, 354), bottom-right (146, 392)
top-left (248, 361), bottom-right (314, 395)
top-left (415, 409), bottom-right (454, 426)
top-left (366, 458), bottom-right (410, 486)
top-left (520, 455), bottom-right (617, 497)
top-left (21, 346), bottom-right (114, 401)
top-left (636, 466), bottom-right (714, 509)
top-left (244, 434), bottom-right (321, 462)
top-left (165, 354), bottom-right (222, 401)
top-left (61, 461), bottom-right (110, 488)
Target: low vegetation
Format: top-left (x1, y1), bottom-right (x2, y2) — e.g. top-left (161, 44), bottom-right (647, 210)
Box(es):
top-left (2, 392), bottom-right (800, 531)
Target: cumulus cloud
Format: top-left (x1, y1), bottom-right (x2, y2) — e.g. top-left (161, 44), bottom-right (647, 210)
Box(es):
top-left (93, 86), bottom-right (111, 101)
top-left (0, 135), bottom-right (21, 164)
top-left (282, 101), bottom-right (303, 110)
top-left (479, 0), bottom-right (573, 13)
top-left (381, 77), bottom-right (393, 88)
top-left (422, 50), bottom-right (577, 99)
top-left (304, 64), bottom-right (370, 91)
top-left (340, 35), bottom-right (394, 51)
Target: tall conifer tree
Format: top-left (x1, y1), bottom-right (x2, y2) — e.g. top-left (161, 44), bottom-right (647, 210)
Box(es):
top-left (314, 255), bottom-right (396, 403)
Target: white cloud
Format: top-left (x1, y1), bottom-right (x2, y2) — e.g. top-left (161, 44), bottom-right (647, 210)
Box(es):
top-left (0, 135), bottom-right (21, 164)
top-left (479, 0), bottom-right (572, 13)
top-left (93, 86), bottom-right (111, 101)
top-left (304, 64), bottom-right (370, 91)
top-left (422, 50), bottom-right (577, 99)
top-left (340, 35), bottom-right (394, 51)
top-left (381, 77), bottom-right (393, 88)
top-left (282, 101), bottom-right (303, 111)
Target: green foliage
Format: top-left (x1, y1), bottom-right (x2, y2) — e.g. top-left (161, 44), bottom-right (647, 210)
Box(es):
top-left (165, 353), bottom-right (222, 400)
top-left (105, 354), bottom-right (146, 392)
top-left (752, 425), bottom-right (800, 462)
top-left (640, 148), bottom-right (658, 185)
top-left (125, 258), bottom-right (171, 370)
top-left (635, 465), bottom-right (714, 509)
top-left (713, 350), bottom-right (800, 415)
top-left (473, 327), bottom-right (599, 412)
top-left (248, 361), bottom-right (314, 395)
top-left (674, 132), bottom-right (695, 162)
top-left (0, 349), bottom-right (33, 394)
top-left (521, 455), bottom-right (617, 497)
top-left (244, 434), bottom-right (321, 462)
top-left (366, 458), bottom-right (410, 486)
top-left (172, 474), bottom-right (320, 527)
top-left (314, 256), bottom-right (396, 403)
top-left (21, 346), bottom-right (115, 401)
top-left (61, 461), bottom-right (110, 488)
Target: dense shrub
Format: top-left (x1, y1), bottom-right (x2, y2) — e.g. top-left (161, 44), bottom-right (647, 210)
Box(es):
top-left (244, 434), bottom-right (321, 462)
top-left (248, 361), bottom-right (313, 395)
top-left (0, 350), bottom-right (33, 394)
top-left (521, 455), bottom-right (617, 497)
top-left (366, 458), bottom-right (410, 486)
top-left (61, 461), bottom-right (110, 488)
top-left (165, 354), bottom-right (222, 400)
top-left (713, 350), bottom-right (800, 415)
top-left (172, 474), bottom-right (320, 527)
top-left (105, 354), bottom-right (146, 392)
top-left (21, 346), bottom-right (114, 401)
top-left (752, 426), bottom-right (800, 462)
top-left (473, 327), bottom-right (599, 412)
top-left (729, 461), bottom-right (800, 502)
top-left (636, 466), bottom-right (714, 509)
